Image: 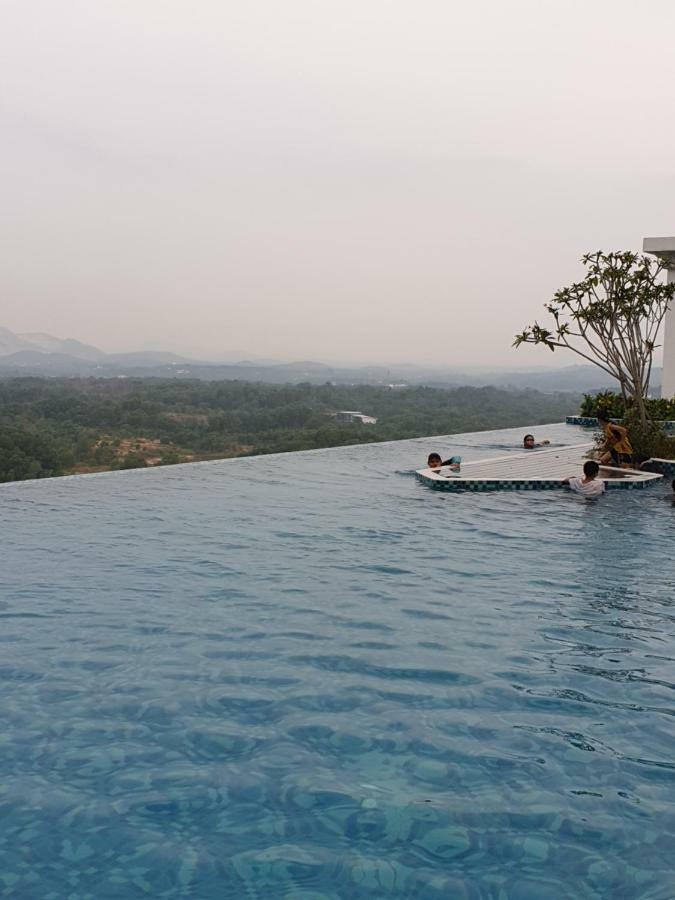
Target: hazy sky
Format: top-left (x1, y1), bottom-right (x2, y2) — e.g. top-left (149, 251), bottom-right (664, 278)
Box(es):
top-left (2, 0), bottom-right (675, 366)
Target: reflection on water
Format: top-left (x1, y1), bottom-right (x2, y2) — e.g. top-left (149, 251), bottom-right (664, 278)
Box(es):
top-left (1, 423), bottom-right (674, 898)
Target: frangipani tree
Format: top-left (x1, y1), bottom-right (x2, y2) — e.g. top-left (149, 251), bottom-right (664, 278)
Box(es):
top-left (514, 251), bottom-right (675, 425)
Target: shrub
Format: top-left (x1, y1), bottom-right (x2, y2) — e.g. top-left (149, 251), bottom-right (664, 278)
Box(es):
top-left (0, 428), bottom-right (64, 482)
top-left (580, 391), bottom-right (625, 419)
top-left (159, 447), bottom-right (183, 465)
top-left (117, 452), bottom-right (148, 469)
top-left (580, 391), bottom-right (675, 422)
top-left (624, 413), bottom-right (675, 462)
top-left (647, 396), bottom-right (675, 420)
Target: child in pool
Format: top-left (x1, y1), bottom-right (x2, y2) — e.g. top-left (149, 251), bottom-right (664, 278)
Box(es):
top-left (427, 452), bottom-right (461, 471)
top-left (563, 460), bottom-right (605, 498)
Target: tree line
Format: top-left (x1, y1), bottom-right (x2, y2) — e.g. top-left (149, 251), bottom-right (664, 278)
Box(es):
top-left (0, 377), bottom-right (580, 483)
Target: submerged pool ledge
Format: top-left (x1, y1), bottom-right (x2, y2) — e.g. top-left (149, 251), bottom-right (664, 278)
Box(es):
top-left (416, 443), bottom-right (663, 492)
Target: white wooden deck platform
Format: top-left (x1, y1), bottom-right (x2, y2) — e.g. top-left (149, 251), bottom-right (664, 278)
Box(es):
top-left (415, 443), bottom-right (663, 492)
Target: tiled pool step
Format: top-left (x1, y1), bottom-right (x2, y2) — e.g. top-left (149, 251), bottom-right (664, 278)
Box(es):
top-left (416, 443), bottom-right (663, 492)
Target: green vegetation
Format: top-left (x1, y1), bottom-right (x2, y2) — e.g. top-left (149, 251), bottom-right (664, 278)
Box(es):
top-left (0, 426), bottom-right (68, 482)
top-left (0, 376), bottom-right (580, 484)
top-left (619, 416), bottom-right (675, 463)
top-left (580, 390), bottom-right (675, 422)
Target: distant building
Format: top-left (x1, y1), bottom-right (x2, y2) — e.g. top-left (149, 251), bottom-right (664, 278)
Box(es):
top-left (333, 410), bottom-right (378, 425)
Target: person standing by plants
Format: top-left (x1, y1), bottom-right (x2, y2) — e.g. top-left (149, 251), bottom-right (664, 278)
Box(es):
top-left (596, 411), bottom-right (633, 468)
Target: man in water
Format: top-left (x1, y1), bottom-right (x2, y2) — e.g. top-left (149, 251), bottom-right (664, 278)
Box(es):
top-left (563, 460), bottom-right (605, 497)
top-left (596, 412), bottom-right (633, 468)
top-left (427, 452), bottom-right (461, 471)
top-left (523, 434), bottom-right (550, 449)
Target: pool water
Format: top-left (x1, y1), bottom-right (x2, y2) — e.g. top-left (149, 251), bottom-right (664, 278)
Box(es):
top-left (1, 423), bottom-right (674, 899)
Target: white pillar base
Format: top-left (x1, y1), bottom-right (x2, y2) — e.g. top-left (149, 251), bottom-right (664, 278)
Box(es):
top-left (643, 237), bottom-right (675, 399)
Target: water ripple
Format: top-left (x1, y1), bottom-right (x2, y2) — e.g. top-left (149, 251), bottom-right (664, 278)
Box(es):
top-left (1, 423), bottom-right (674, 898)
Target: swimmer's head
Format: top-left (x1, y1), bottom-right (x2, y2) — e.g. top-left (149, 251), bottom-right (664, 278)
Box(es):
top-left (427, 453), bottom-right (442, 469)
top-left (523, 434), bottom-right (535, 448)
top-left (583, 460), bottom-right (600, 478)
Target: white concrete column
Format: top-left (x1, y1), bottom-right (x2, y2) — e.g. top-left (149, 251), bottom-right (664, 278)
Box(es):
top-left (643, 237), bottom-right (675, 399)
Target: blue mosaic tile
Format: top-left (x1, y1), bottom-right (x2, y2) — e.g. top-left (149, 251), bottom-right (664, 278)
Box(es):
top-left (415, 472), bottom-right (664, 491)
top-left (566, 416), bottom-right (675, 432)
top-left (648, 458), bottom-right (675, 476)
top-left (415, 474), bottom-right (656, 492)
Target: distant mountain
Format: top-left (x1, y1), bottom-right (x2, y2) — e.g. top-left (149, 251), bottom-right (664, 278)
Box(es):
top-left (0, 350), bottom-right (107, 375)
top-left (0, 328), bottom-right (209, 369)
top-left (17, 332), bottom-right (105, 361)
top-left (0, 326), bottom-right (37, 356)
top-left (424, 365), bottom-right (626, 392)
top-left (104, 351), bottom-right (199, 366)
top-left (446, 365), bottom-right (662, 394)
top-left (0, 325), bottom-right (662, 393)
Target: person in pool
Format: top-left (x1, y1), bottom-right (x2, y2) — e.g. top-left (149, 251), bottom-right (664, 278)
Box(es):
top-left (596, 411), bottom-right (633, 468)
top-left (523, 434), bottom-right (550, 449)
top-left (427, 452), bottom-right (461, 471)
top-left (563, 460), bottom-right (605, 497)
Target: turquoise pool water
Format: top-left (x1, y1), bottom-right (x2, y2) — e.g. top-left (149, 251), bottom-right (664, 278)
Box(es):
top-left (1, 423), bottom-right (674, 899)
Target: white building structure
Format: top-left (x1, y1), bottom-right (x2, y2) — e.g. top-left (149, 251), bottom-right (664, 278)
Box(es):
top-left (334, 411), bottom-right (377, 425)
top-left (643, 236), bottom-right (675, 398)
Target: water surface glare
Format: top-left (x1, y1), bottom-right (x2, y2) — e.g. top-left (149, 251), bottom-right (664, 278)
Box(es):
top-left (1, 424), bottom-right (674, 898)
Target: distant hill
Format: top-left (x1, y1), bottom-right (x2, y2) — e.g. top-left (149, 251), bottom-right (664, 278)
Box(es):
top-left (104, 351), bottom-right (197, 366)
top-left (0, 327), bottom-right (37, 356)
top-left (0, 325), bottom-right (662, 394)
top-left (0, 350), bottom-right (93, 374)
top-left (17, 332), bottom-right (105, 361)
top-left (0, 328), bottom-right (207, 372)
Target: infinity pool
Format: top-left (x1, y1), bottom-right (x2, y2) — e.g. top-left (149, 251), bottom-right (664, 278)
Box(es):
top-left (2, 423), bottom-right (674, 899)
